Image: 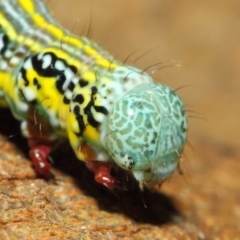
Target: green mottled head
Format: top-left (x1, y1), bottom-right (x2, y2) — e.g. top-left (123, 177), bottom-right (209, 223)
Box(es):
top-left (101, 83), bottom-right (188, 189)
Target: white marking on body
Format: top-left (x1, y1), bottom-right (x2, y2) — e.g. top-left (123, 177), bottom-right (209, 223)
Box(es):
top-left (55, 60), bottom-right (65, 71)
top-left (91, 106), bottom-right (105, 122)
top-left (128, 109), bottom-right (134, 116)
top-left (72, 76), bottom-right (79, 85)
top-left (9, 56), bottom-right (20, 66)
top-left (65, 89), bottom-right (73, 100)
top-left (21, 121), bottom-right (30, 138)
top-left (4, 49), bottom-right (13, 58)
top-left (48, 110), bottom-right (60, 127)
top-left (2, 1), bottom-right (31, 31)
top-left (17, 101), bottom-right (29, 112)
top-left (0, 34), bottom-right (4, 51)
top-left (96, 152), bottom-right (110, 161)
top-left (22, 88), bottom-right (35, 101)
top-left (37, 52), bottom-right (44, 60)
top-left (0, 60), bottom-right (8, 70)
top-left (23, 57), bottom-right (32, 69)
top-left (42, 54), bottom-right (52, 69)
top-left (62, 68), bottom-right (75, 90)
top-left (32, 28), bottom-right (52, 44)
top-left (17, 72), bottom-right (22, 82)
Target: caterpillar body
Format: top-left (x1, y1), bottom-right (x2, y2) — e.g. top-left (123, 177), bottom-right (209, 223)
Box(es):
top-left (0, 0), bottom-right (188, 190)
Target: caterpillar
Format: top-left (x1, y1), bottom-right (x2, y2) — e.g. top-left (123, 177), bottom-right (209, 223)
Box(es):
top-left (0, 0), bottom-right (188, 190)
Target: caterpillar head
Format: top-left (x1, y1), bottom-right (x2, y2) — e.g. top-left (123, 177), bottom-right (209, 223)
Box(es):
top-left (101, 83), bottom-right (188, 189)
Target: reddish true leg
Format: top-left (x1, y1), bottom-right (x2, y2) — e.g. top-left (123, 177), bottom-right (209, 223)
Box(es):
top-left (85, 161), bottom-right (118, 189)
top-left (28, 138), bottom-right (53, 178)
top-left (81, 141), bottom-right (118, 189)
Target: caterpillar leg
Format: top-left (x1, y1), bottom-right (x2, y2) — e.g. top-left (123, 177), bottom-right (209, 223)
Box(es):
top-left (28, 138), bottom-right (53, 178)
top-left (21, 113), bottom-right (57, 178)
top-left (81, 142), bottom-right (118, 189)
top-left (85, 161), bottom-right (118, 189)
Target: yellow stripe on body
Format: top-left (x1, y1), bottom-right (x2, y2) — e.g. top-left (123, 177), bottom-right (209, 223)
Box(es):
top-left (0, 71), bottom-right (17, 104)
top-left (18, 0), bottom-right (116, 69)
top-left (0, 13), bottom-right (17, 40)
top-left (18, 0), bottom-right (35, 13)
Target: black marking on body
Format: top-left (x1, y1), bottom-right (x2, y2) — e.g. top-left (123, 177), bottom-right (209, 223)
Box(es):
top-left (94, 105), bottom-right (108, 115)
top-left (83, 87), bottom-right (108, 128)
top-left (63, 96), bottom-right (70, 104)
top-left (79, 79), bottom-right (88, 87)
top-left (83, 100), bottom-right (100, 128)
top-left (92, 86), bottom-right (97, 94)
top-left (73, 94), bottom-right (84, 104)
top-left (19, 88), bottom-right (27, 101)
top-left (56, 73), bottom-right (66, 94)
top-left (72, 87), bottom-right (109, 136)
top-left (0, 33), bottom-right (9, 55)
top-left (68, 81), bottom-right (75, 91)
top-left (30, 99), bottom-right (38, 106)
top-left (128, 161), bottom-right (135, 170)
top-left (21, 68), bottom-right (29, 86)
top-left (19, 85), bottom-right (37, 106)
top-left (73, 105), bottom-right (86, 137)
top-left (31, 52), bottom-right (77, 94)
top-left (33, 77), bottom-right (41, 90)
